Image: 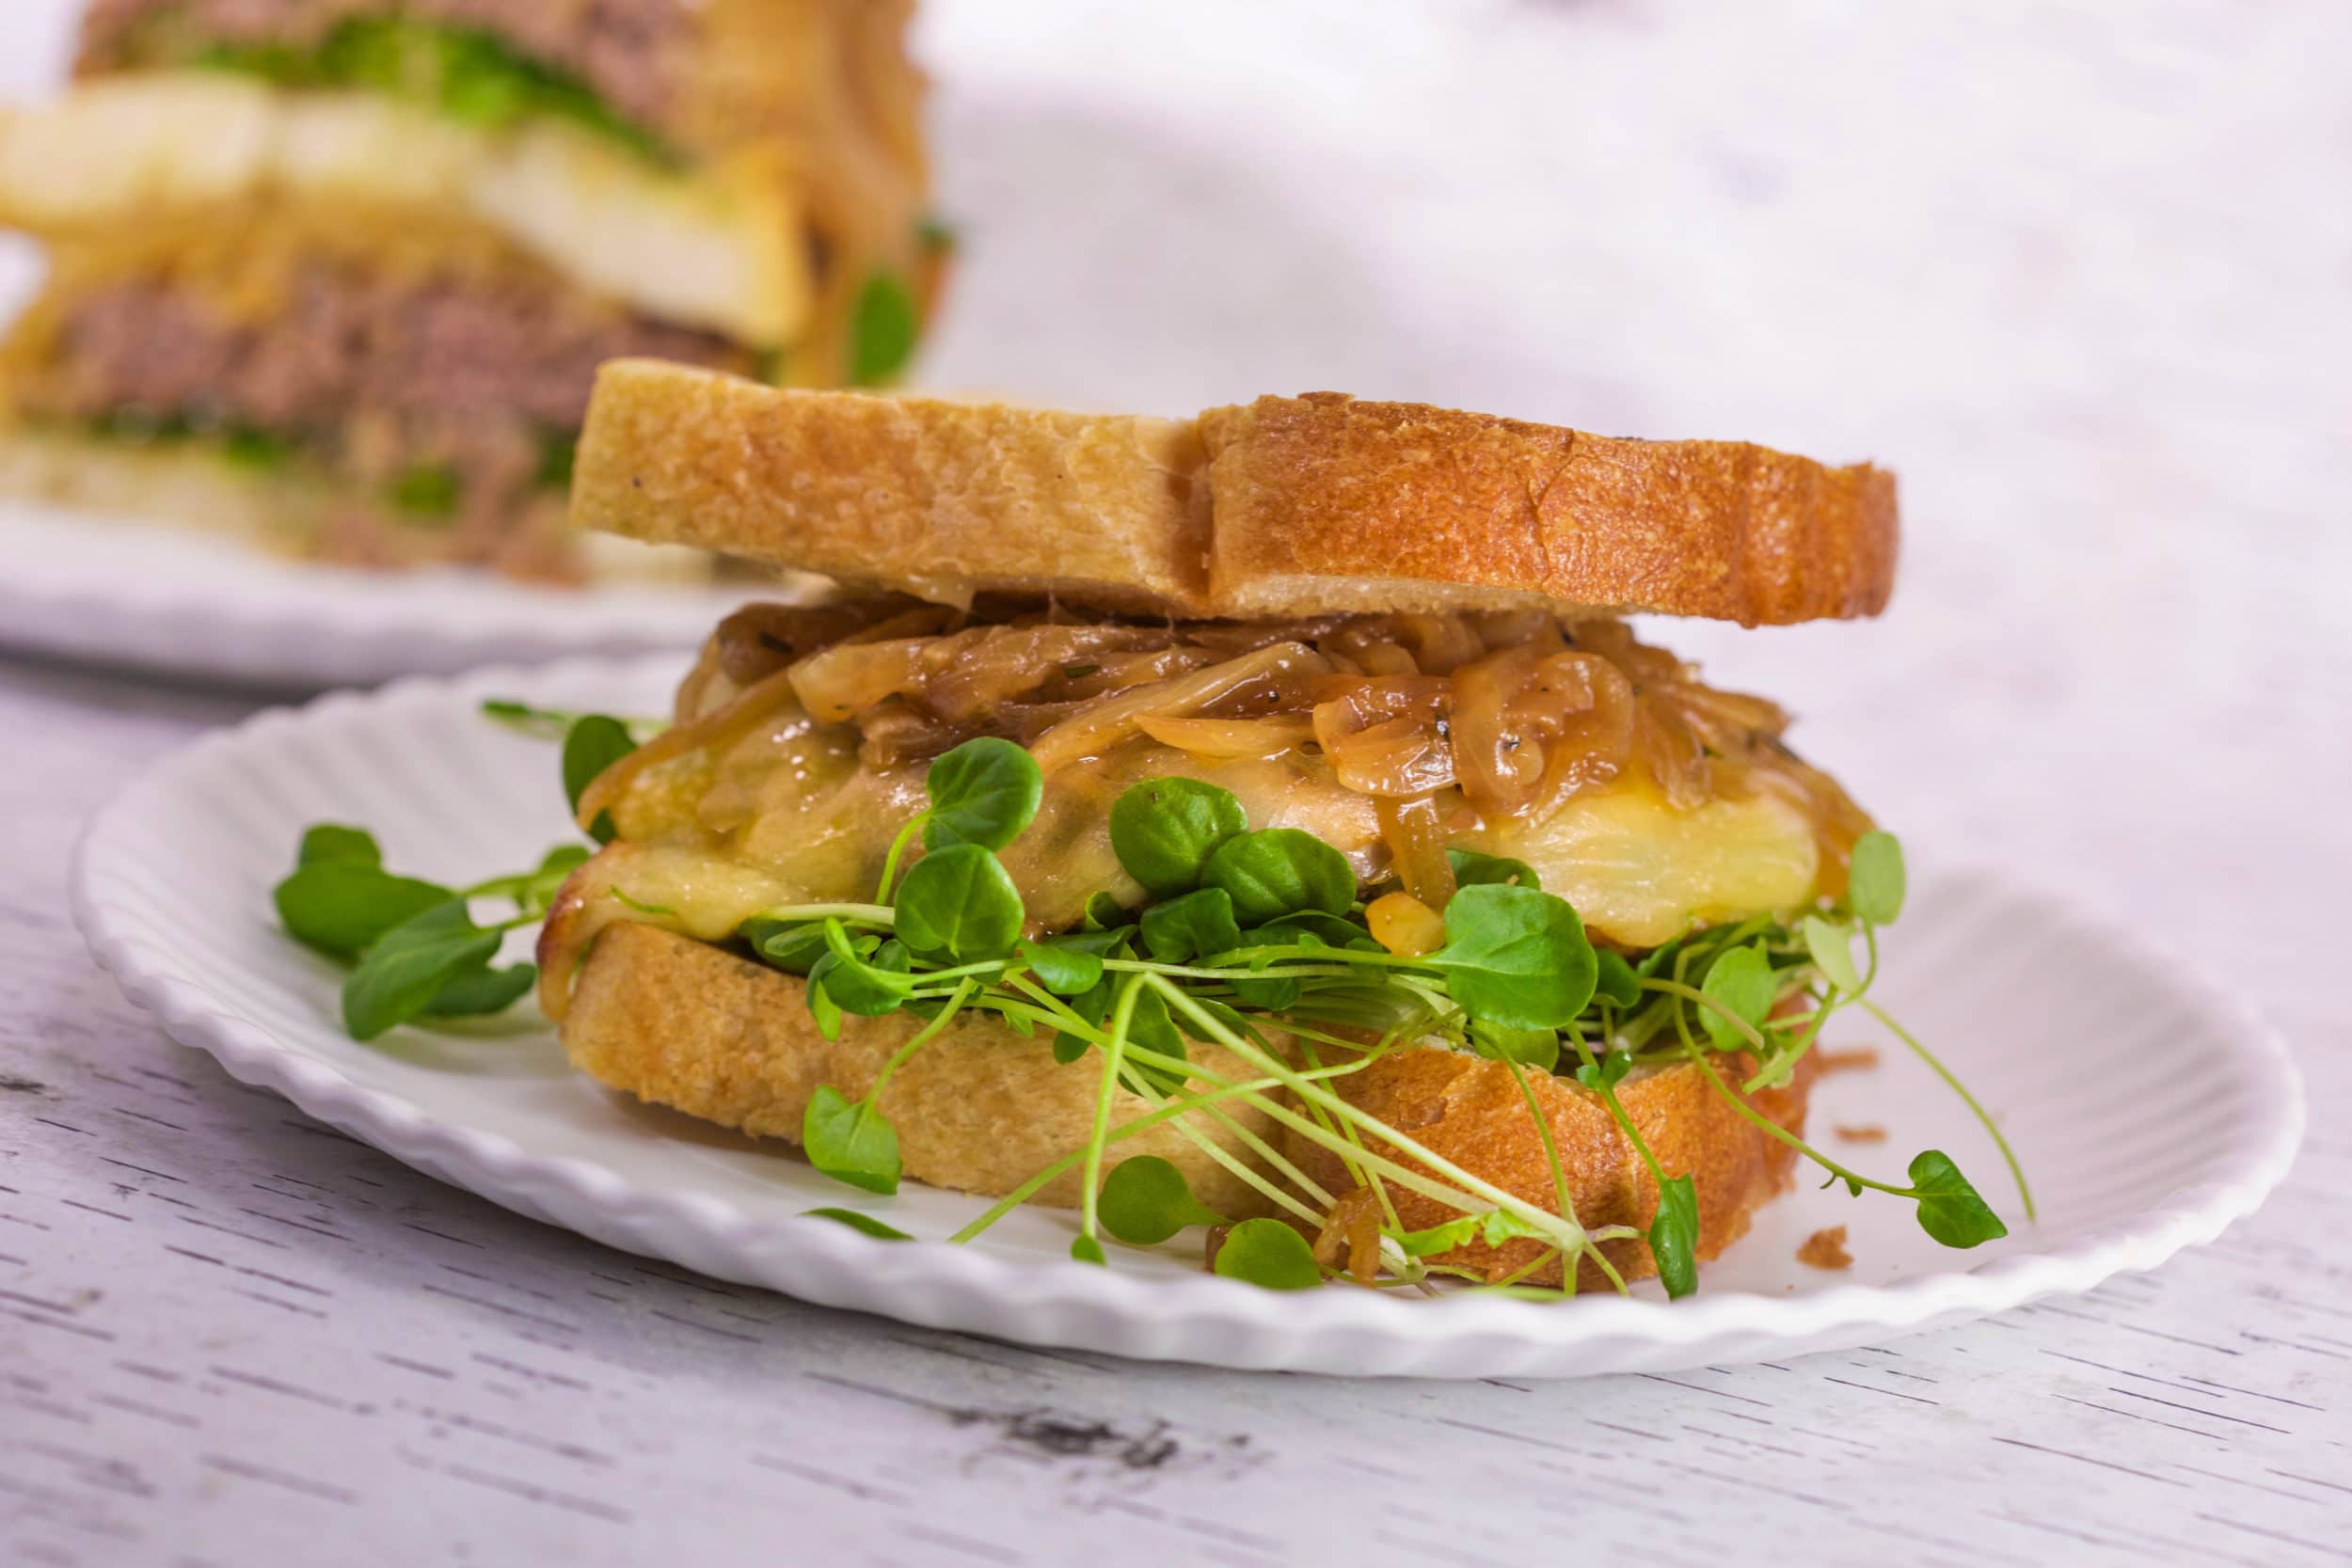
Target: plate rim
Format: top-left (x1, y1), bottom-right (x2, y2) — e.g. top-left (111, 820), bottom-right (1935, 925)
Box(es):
top-left (69, 654), bottom-right (2311, 1374)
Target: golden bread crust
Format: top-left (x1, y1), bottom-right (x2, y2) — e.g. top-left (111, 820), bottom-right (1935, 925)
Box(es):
top-left (572, 363), bottom-right (1211, 612)
top-left (560, 921), bottom-right (1280, 1214)
top-left (570, 363), bottom-right (1897, 626)
top-left (1295, 1047), bottom-right (1815, 1290)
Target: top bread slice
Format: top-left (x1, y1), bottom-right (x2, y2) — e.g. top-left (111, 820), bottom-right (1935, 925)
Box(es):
top-left (571, 359), bottom-right (1899, 625)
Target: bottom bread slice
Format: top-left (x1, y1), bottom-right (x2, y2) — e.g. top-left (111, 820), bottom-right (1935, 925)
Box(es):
top-left (564, 922), bottom-right (1814, 1283)
top-left (562, 921), bottom-right (1286, 1214)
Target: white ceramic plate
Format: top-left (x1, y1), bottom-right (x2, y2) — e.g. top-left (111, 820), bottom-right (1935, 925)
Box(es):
top-left (71, 656), bottom-right (2305, 1377)
top-left (0, 497), bottom-right (753, 689)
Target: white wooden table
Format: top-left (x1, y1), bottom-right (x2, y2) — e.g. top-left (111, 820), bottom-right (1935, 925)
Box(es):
top-left (4, 4), bottom-right (2348, 1562)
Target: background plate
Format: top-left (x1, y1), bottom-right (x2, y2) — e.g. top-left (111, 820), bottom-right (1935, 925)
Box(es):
top-left (0, 497), bottom-right (754, 689)
top-left (71, 656), bottom-right (2305, 1377)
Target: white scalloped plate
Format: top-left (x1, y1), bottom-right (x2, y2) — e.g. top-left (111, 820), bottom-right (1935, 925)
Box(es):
top-left (71, 656), bottom-right (2305, 1376)
top-left (0, 497), bottom-right (752, 689)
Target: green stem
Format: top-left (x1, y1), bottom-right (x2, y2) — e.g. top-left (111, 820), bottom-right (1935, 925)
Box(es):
top-left (873, 815), bottom-right (927, 905)
top-left (1862, 998), bottom-right (2035, 1221)
top-left (867, 978), bottom-right (972, 1101)
top-left (1503, 1058), bottom-right (1590, 1296)
top-left (1075, 976), bottom-right (1144, 1251)
top-left (1681, 1045), bottom-right (1916, 1198)
top-left (754, 901), bottom-right (898, 927)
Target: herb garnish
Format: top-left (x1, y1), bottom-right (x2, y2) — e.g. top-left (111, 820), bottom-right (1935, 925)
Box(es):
top-left (278, 703), bottom-right (2031, 1297)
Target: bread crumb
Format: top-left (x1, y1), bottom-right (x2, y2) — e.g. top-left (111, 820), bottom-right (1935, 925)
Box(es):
top-left (1798, 1227), bottom-right (1852, 1270)
top-left (1834, 1123), bottom-right (1888, 1144)
top-left (1816, 1047), bottom-right (1882, 1075)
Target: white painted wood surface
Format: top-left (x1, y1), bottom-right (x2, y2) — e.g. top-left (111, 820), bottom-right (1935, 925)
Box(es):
top-left (3, 3), bottom-right (2347, 1561)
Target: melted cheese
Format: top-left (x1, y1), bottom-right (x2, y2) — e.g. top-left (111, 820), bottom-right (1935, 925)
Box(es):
top-left (547, 697), bottom-right (1826, 999)
top-left (0, 75), bottom-right (805, 344)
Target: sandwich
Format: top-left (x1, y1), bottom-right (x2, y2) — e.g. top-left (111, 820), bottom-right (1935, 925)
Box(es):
top-left (0, 1), bottom-right (940, 581)
top-left (278, 363), bottom-right (2026, 1295)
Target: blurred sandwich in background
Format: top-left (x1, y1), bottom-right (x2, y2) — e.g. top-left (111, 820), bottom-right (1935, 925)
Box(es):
top-left (0, 0), bottom-right (944, 581)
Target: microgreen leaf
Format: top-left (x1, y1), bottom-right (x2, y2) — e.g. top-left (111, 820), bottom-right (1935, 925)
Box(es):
top-left (1109, 777), bottom-right (1248, 896)
top-left (1212, 1218), bottom-right (1322, 1290)
top-left (562, 715), bottom-right (637, 845)
top-left (1395, 1214), bottom-right (1483, 1257)
top-left (1251, 911), bottom-right (1375, 950)
top-left (1098, 1155), bottom-right (1228, 1244)
top-left (1082, 891), bottom-right (1134, 930)
top-left (1593, 948), bottom-right (1643, 1009)
top-left (275, 862), bottom-right (453, 959)
top-left (848, 267), bottom-right (921, 386)
top-left (1697, 941), bottom-right (1776, 1049)
top-left (1018, 937), bottom-right (1104, 997)
top-left (803, 1207), bottom-right (912, 1241)
top-left (923, 736), bottom-right (1043, 852)
top-left (1121, 986), bottom-right (1189, 1094)
top-left (1469, 1022), bottom-right (1562, 1073)
top-left (1070, 1234), bottom-right (1108, 1266)
top-left (1138, 887), bottom-right (1241, 965)
top-left (1052, 979), bottom-right (1112, 1064)
top-left (893, 844), bottom-right (1024, 962)
top-left (341, 900), bottom-right (503, 1041)
top-left (1446, 847), bottom-right (1541, 892)
top-left (1849, 831), bottom-right (1907, 927)
top-left (1203, 829), bottom-right (1355, 924)
top-left (420, 962), bottom-right (536, 1017)
top-left (297, 823), bottom-right (381, 869)
top-left (1229, 969), bottom-right (1303, 1010)
top-left (1802, 914), bottom-right (1863, 995)
top-left (809, 929), bottom-right (914, 1015)
top-left (1428, 883), bottom-right (1597, 1030)
top-left (803, 1085), bottom-right (901, 1195)
top-left (1573, 1051), bottom-right (1632, 1093)
top-left (1907, 1149), bottom-right (2008, 1247)
top-left (1648, 1172), bottom-right (1699, 1298)
top-left (748, 919), bottom-right (830, 975)
top-left (806, 974), bottom-right (845, 1040)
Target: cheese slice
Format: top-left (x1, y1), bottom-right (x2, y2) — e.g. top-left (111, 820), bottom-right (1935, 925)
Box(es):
top-left (0, 75), bottom-right (806, 345)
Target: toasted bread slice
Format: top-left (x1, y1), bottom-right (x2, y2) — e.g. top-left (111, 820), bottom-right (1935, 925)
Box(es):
top-left (561, 923), bottom-right (1810, 1279)
top-left (571, 360), bottom-right (1898, 625)
top-left (1285, 1047), bottom-right (1816, 1291)
top-left (562, 921), bottom-right (1285, 1214)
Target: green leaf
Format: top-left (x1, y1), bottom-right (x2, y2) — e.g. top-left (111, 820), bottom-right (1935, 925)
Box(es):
top-left (1574, 1051), bottom-right (1633, 1093)
top-left (341, 901), bottom-right (502, 1041)
top-left (1593, 948), bottom-right (1643, 1009)
top-left (1069, 1234), bottom-right (1107, 1266)
top-left (1395, 1214), bottom-right (1484, 1257)
top-left (893, 845), bottom-right (1025, 962)
top-left (1203, 829), bottom-right (1355, 925)
top-left (1229, 969), bottom-right (1303, 1010)
top-left (276, 863), bottom-right (453, 960)
top-left (803, 1207), bottom-right (912, 1242)
top-left (1120, 986), bottom-right (1189, 1094)
top-left (809, 930), bottom-right (914, 1016)
top-left (1468, 1022), bottom-right (1562, 1073)
top-left (297, 824), bottom-right (381, 869)
top-left (1251, 911), bottom-right (1375, 950)
top-left (420, 962), bottom-right (536, 1017)
top-left (1908, 1149), bottom-right (2008, 1247)
top-left (1849, 831), bottom-right (1907, 927)
top-left (1108, 777), bottom-right (1248, 896)
top-left (747, 919), bottom-right (831, 975)
top-left (803, 1085), bottom-right (901, 1195)
top-left (1082, 891), bottom-right (1134, 930)
top-left (562, 715), bottom-right (637, 846)
top-left (389, 462), bottom-right (461, 517)
top-left (806, 975), bottom-right (845, 1040)
top-left (1211, 1218), bottom-right (1322, 1290)
top-left (1018, 937), bottom-right (1104, 997)
top-left (1428, 883), bottom-right (1597, 1030)
top-left (1052, 979), bottom-right (1112, 1064)
top-left (1098, 1156), bottom-right (1228, 1244)
top-left (1648, 1173), bottom-right (1699, 1299)
top-left (848, 268), bottom-right (921, 386)
top-left (1698, 942), bottom-right (1777, 1048)
top-left (1802, 914), bottom-right (1863, 995)
top-left (1138, 887), bottom-right (1241, 964)
top-left (1446, 847), bottom-right (1541, 892)
top-left (923, 736), bottom-right (1043, 852)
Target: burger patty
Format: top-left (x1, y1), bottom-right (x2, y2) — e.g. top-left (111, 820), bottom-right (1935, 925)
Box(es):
top-left (26, 268), bottom-right (744, 474)
top-left (76, 0), bottom-right (690, 137)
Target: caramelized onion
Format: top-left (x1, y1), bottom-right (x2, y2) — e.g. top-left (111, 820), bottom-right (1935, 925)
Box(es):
top-left (577, 663), bottom-right (804, 832)
top-left (1375, 793), bottom-right (1458, 909)
top-left (1027, 643), bottom-right (1330, 776)
top-left (1136, 713), bottom-right (1316, 758)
